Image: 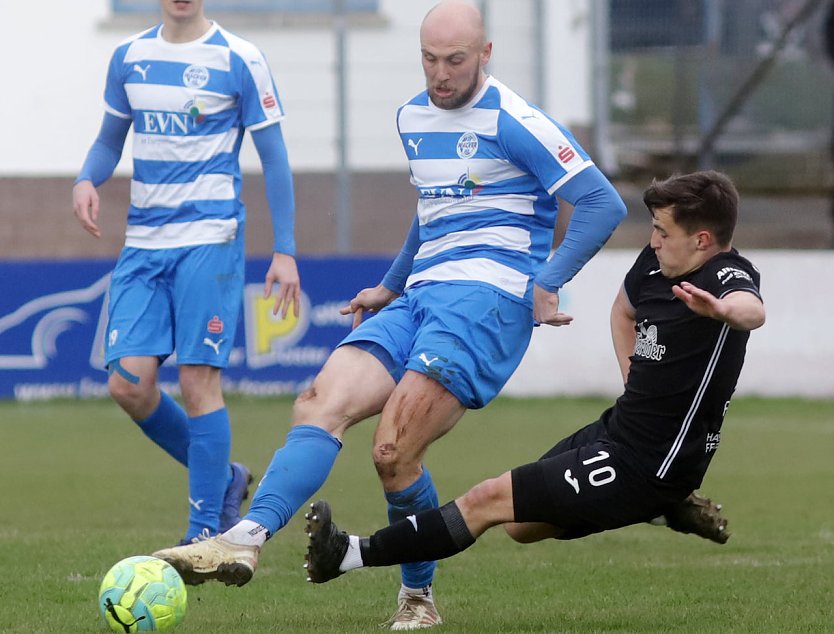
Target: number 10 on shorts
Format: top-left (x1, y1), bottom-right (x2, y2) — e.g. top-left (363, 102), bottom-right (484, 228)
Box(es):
top-left (564, 451), bottom-right (617, 494)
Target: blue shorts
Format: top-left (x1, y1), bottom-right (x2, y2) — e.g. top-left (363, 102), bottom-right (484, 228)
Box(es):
top-left (105, 237), bottom-right (244, 369)
top-left (340, 282), bottom-right (534, 409)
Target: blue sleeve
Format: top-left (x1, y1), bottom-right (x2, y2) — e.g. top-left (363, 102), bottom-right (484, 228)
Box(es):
top-left (381, 215), bottom-right (420, 294)
top-left (252, 123), bottom-right (296, 255)
top-left (75, 113), bottom-right (131, 187)
top-left (535, 166), bottom-right (627, 292)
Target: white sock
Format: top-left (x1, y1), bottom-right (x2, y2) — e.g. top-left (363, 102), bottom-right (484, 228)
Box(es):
top-left (339, 535), bottom-right (365, 572)
top-left (399, 583), bottom-right (433, 602)
top-left (222, 519), bottom-right (269, 547)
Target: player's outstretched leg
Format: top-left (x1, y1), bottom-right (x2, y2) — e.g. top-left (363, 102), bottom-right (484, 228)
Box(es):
top-left (304, 500), bottom-right (349, 583)
top-left (662, 492), bottom-right (730, 544)
top-left (152, 535), bottom-right (259, 587)
top-left (220, 462), bottom-right (254, 532)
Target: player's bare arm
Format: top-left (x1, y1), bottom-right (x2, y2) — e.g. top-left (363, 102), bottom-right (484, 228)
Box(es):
top-left (610, 285), bottom-right (637, 384)
top-left (72, 180), bottom-right (102, 239)
top-left (264, 252), bottom-right (301, 318)
top-left (533, 283), bottom-right (573, 327)
top-left (339, 284), bottom-right (399, 330)
top-left (672, 281), bottom-right (765, 331)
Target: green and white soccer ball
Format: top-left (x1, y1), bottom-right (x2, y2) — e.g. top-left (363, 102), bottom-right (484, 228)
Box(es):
top-left (98, 555), bottom-right (187, 632)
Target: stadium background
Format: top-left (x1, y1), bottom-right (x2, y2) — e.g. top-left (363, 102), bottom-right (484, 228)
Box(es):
top-left (0, 0), bottom-right (832, 399)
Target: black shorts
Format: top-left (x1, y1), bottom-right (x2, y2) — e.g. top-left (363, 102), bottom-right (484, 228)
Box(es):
top-left (511, 417), bottom-right (688, 540)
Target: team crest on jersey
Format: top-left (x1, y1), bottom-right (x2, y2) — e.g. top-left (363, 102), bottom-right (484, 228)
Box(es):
top-left (183, 64), bottom-right (210, 88)
top-left (456, 132), bottom-right (479, 159)
top-left (634, 320), bottom-right (666, 361)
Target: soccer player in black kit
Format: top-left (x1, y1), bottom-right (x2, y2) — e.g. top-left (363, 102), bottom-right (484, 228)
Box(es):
top-left (304, 170), bottom-right (766, 591)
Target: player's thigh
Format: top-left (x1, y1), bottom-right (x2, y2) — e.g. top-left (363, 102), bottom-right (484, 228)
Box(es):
top-left (293, 344), bottom-right (396, 437)
top-left (373, 369), bottom-right (467, 461)
top-left (512, 440), bottom-right (673, 539)
top-left (406, 284), bottom-right (534, 409)
top-left (105, 249), bottom-right (175, 364)
top-left (171, 241), bottom-right (244, 367)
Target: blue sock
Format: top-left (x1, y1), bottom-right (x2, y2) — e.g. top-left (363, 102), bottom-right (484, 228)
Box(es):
top-left (134, 392), bottom-right (189, 467)
top-left (245, 425), bottom-right (342, 535)
top-left (386, 467), bottom-right (439, 588)
top-left (185, 408), bottom-right (231, 539)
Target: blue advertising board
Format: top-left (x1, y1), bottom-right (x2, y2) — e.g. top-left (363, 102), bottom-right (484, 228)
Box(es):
top-left (0, 257), bottom-right (391, 400)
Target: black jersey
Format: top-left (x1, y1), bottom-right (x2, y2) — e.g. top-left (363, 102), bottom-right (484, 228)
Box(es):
top-left (605, 245), bottom-right (762, 492)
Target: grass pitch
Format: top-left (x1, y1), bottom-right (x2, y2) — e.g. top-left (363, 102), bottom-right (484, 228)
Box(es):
top-left (1, 396), bottom-right (832, 633)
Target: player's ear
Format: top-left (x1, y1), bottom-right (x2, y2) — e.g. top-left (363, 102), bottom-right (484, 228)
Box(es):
top-left (695, 230), bottom-right (713, 250)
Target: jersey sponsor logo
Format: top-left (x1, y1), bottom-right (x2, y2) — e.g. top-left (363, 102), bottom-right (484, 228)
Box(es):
top-left (648, 268), bottom-right (662, 276)
top-left (456, 131), bottom-right (479, 159)
top-left (634, 320), bottom-right (666, 361)
top-left (557, 144), bottom-right (576, 164)
top-left (706, 431), bottom-right (721, 452)
top-left (141, 111), bottom-right (193, 135)
top-left (716, 266), bottom-right (753, 285)
top-left (262, 93), bottom-right (277, 110)
top-left (456, 170), bottom-right (484, 195)
top-left (182, 64), bottom-right (210, 88)
top-left (207, 316), bottom-right (224, 334)
top-left (407, 137), bottom-right (423, 156)
top-left (132, 64), bottom-right (150, 81)
top-left (186, 99), bottom-right (207, 125)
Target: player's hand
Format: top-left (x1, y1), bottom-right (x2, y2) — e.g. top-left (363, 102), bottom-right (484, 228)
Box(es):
top-left (72, 180), bottom-right (101, 238)
top-left (264, 252), bottom-right (301, 318)
top-left (340, 284), bottom-right (398, 330)
top-left (671, 281), bottom-right (721, 319)
top-left (533, 284), bottom-right (573, 327)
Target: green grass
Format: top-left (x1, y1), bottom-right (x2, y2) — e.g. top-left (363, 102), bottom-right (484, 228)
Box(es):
top-left (1, 396), bottom-right (833, 633)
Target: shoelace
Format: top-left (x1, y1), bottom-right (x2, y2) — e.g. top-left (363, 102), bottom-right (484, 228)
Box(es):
top-left (190, 527), bottom-right (214, 544)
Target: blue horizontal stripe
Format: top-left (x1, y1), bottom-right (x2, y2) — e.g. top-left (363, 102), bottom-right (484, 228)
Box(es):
top-left (127, 199), bottom-right (240, 227)
top-left (123, 61), bottom-right (233, 95)
top-left (134, 154), bottom-right (238, 185)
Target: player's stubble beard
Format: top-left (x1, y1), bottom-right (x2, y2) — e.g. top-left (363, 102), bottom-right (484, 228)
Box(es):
top-left (428, 69), bottom-right (481, 110)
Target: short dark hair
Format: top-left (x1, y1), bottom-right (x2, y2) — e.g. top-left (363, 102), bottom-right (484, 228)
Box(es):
top-left (642, 170), bottom-right (739, 246)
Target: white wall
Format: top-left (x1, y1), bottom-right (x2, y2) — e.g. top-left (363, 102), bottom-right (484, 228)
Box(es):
top-left (503, 250), bottom-right (834, 399)
top-left (0, 0), bottom-right (592, 175)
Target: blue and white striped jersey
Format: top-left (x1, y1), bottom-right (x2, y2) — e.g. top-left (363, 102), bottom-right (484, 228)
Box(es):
top-left (398, 76), bottom-right (594, 301)
top-left (103, 22), bottom-right (285, 249)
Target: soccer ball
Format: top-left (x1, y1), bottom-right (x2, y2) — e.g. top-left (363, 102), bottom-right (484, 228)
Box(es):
top-left (98, 556), bottom-right (187, 632)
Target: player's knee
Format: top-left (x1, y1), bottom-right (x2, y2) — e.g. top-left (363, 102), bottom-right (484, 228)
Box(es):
top-left (372, 441), bottom-right (400, 479)
top-left (462, 477), bottom-right (504, 510)
top-left (107, 371), bottom-right (152, 412)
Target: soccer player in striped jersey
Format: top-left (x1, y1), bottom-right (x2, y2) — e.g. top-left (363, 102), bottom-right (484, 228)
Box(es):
top-left (303, 171), bottom-right (766, 615)
top-left (72, 0), bottom-right (300, 544)
top-left (153, 2), bottom-right (625, 627)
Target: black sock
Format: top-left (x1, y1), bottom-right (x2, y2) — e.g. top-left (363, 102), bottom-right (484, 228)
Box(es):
top-left (359, 501), bottom-right (475, 567)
